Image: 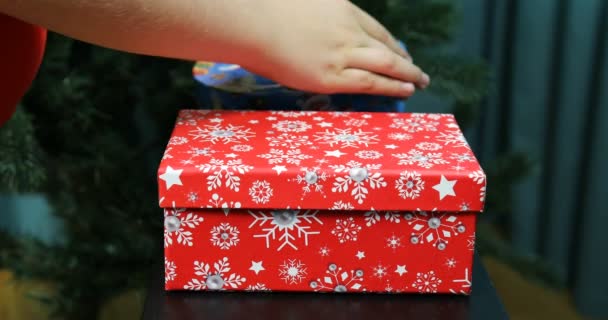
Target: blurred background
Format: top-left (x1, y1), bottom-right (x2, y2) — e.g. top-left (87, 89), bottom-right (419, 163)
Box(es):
top-left (1, 0), bottom-right (606, 319)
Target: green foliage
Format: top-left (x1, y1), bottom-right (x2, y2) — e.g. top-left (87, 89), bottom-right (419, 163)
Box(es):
top-left (0, 33), bottom-right (195, 318)
top-left (0, 107), bottom-right (46, 192)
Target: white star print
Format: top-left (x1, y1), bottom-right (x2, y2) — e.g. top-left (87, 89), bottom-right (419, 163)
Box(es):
top-left (356, 251), bottom-right (366, 260)
top-left (266, 116), bottom-right (277, 121)
top-left (395, 265), bottom-right (407, 276)
top-left (272, 165), bottom-right (287, 175)
top-left (433, 175), bottom-right (457, 200)
top-left (318, 122), bottom-right (333, 128)
top-left (248, 120), bottom-right (259, 124)
top-left (385, 144), bottom-right (398, 149)
top-left (325, 150), bottom-right (346, 158)
top-left (159, 166), bottom-right (183, 190)
top-left (225, 153), bottom-right (238, 158)
top-left (209, 117), bottom-right (223, 123)
top-left (313, 117), bottom-right (324, 121)
top-left (249, 261), bottom-right (265, 275)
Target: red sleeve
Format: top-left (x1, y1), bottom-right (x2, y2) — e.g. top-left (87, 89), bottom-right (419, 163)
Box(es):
top-left (0, 13), bottom-right (47, 127)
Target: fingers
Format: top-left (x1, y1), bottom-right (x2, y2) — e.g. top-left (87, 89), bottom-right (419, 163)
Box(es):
top-left (330, 68), bottom-right (416, 97)
top-left (351, 3), bottom-right (410, 61)
top-left (346, 45), bottom-right (430, 89)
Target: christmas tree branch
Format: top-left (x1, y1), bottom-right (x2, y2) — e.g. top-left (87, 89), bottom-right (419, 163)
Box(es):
top-left (0, 107), bottom-right (47, 193)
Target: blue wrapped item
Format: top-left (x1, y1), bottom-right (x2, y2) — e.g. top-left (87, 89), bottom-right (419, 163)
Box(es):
top-left (192, 44), bottom-right (408, 113)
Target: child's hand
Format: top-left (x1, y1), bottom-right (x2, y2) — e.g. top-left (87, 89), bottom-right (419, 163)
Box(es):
top-left (239, 0), bottom-right (429, 97)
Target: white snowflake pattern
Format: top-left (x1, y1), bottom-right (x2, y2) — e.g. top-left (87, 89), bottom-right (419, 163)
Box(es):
top-left (436, 129), bottom-right (470, 148)
top-left (184, 257), bottom-right (246, 290)
top-left (416, 142), bottom-right (442, 151)
top-left (249, 180), bottom-right (273, 204)
top-left (231, 144), bottom-right (254, 152)
top-left (176, 110), bottom-right (212, 126)
top-left (187, 192), bottom-right (199, 203)
top-left (245, 283), bottom-right (271, 291)
top-left (319, 246), bottom-right (331, 256)
top-left (412, 271), bottom-right (442, 293)
top-left (185, 147), bottom-right (215, 158)
top-left (390, 117), bottom-right (439, 132)
top-left (469, 170), bottom-right (486, 184)
top-left (384, 212), bottom-right (402, 223)
top-left (165, 258), bottom-right (176, 284)
top-left (405, 210), bottom-right (466, 250)
top-left (393, 149), bottom-right (449, 168)
top-left (273, 120), bottom-right (312, 132)
top-left (330, 161), bottom-right (387, 204)
top-left (164, 202), bottom-right (204, 247)
top-left (248, 209), bottom-right (322, 251)
top-left (257, 148), bottom-right (312, 165)
top-left (363, 210), bottom-right (401, 227)
top-left (210, 223), bottom-right (240, 250)
top-left (467, 233), bottom-right (476, 251)
top-left (279, 259), bottom-right (307, 284)
top-left (480, 185), bottom-right (486, 202)
top-left (206, 193), bottom-right (242, 216)
top-left (162, 147), bottom-right (173, 160)
top-left (460, 203), bottom-right (470, 211)
top-left (271, 110), bottom-right (317, 118)
top-left (355, 150), bottom-right (383, 159)
top-left (446, 258), bottom-right (457, 269)
top-left (310, 264), bottom-right (365, 292)
top-left (266, 133), bottom-right (312, 149)
top-left (388, 132), bottom-right (413, 141)
top-left (313, 128), bottom-right (379, 148)
top-left (169, 136), bottom-right (189, 145)
top-left (189, 124), bottom-right (255, 144)
top-left (329, 112), bottom-right (351, 118)
top-left (468, 170), bottom-right (487, 202)
top-left (343, 118), bottom-right (368, 127)
top-left (373, 264), bottom-right (388, 278)
top-left (196, 158), bottom-right (254, 192)
top-left (386, 234), bottom-right (402, 249)
top-left (449, 268), bottom-right (471, 295)
top-left (331, 201), bottom-right (355, 210)
top-left (395, 171), bottom-right (425, 199)
top-left (331, 217), bottom-right (362, 243)
top-left (450, 153), bottom-right (475, 162)
top-left (295, 167), bottom-right (329, 197)
top-left (451, 164), bottom-right (466, 171)
top-left (426, 114), bottom-right (444, 120)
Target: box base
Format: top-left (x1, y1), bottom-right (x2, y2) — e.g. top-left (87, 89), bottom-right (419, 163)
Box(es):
top-left (163, 208), bottom-right (476, 294)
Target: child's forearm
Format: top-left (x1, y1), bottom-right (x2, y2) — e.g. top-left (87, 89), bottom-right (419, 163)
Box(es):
top-left (1, 0), bottom-right (429, 97)
top-left (0, 0), bottom-right (263, 64)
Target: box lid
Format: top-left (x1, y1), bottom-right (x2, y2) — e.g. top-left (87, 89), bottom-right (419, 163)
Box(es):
top-left (157, 110), bottom-right (486, 212)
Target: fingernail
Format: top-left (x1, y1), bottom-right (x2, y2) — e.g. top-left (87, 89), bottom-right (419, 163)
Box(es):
top-left (402, 82), bottom-right (415, 94)
top-left (420, 73), bottom-right (430, 89)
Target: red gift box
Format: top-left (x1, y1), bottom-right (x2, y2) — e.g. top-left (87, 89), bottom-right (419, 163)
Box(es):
top-left (158, 110), bottom-right (486, 294)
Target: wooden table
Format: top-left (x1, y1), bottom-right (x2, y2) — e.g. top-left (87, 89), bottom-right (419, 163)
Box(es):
top-left (142, 252), bottom-right (508, 320)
